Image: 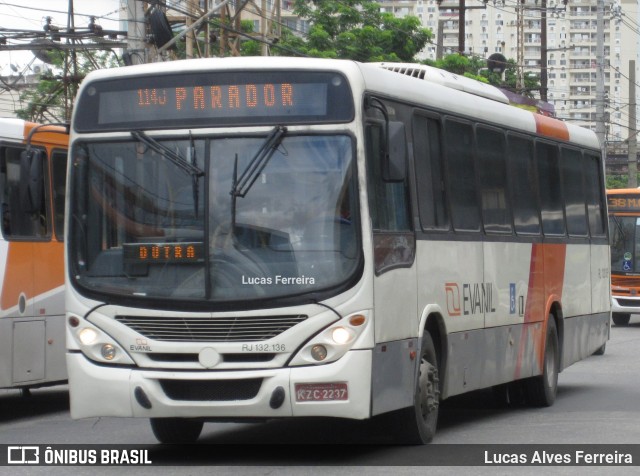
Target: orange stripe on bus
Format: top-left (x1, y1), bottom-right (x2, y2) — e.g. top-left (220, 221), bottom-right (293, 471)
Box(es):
top-left (1, 241), bottom-right (64, 310)
top-left (534, 114), bottom-right (569, 141)
top-left (515, 243), bottom-right (566, 378)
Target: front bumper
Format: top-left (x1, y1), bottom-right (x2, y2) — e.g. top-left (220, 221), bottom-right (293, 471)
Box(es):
top-left (67, 348), bottom-right (372, 421)
top-left (611, 295), bottom-right (640, 314)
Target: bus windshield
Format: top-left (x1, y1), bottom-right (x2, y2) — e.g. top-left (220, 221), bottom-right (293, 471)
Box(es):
top-left (69, 133), bottom-right (359, 305)
top-left (610, 215), bottom-right (640, 274)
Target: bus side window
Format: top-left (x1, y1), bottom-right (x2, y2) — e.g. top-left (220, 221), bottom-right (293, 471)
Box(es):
top-left (584, 152), bottom-right (606, 237)
top-left (561, 148), bottom-right (588, 237)
top-left (365, 123), bottom-right (411, 232)
top-left (477, 126), bottom-right (512, 234)
top-left (52, 149), bottom-right (68, 241)
top-left (444, 119), bottom-right (480, 232)
top-left (537, 142), bottom-right (565, 236)
top-left (412, 114), bottom-right (449, 231)
top-left (365, 121), bottom-right (414, 275)
top-left (508, 135), bottom-right (541, 235)
top-left (0, 146), bottom-right (49, 239)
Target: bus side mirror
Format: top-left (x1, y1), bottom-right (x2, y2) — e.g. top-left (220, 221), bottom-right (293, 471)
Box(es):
top-left (382, 121), bottom-right (407, 182)
top-left (19, 149), bottom-right (44, 214)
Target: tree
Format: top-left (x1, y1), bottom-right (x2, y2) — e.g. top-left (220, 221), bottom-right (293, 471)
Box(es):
top-left (273, 0), bottom-right (432, 62)
top-left (424, 54), bottom-right (541, 97)
top-left (16, 49), bottom-right (119, 123)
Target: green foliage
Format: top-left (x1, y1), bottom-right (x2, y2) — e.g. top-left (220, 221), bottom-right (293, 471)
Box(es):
top-left (607, 174), bottom-right (640, 189)
top-left (272, 0), bottom-right (432, 62)
top-left (425, 54), bottom-right (541, 96)
top-left (16, 50), bottom-right (119, 122)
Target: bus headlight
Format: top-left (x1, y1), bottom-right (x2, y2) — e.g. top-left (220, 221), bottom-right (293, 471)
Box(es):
top-left (70, 318), bottom-right (134, 365)
top-left (101, 344), bottom-right (117, 361)
top-left (289, 312), bottom-right (368, 366)
top-left (79, 327), bottom-right (98, 346)
top-left (332, 327), bottom-right (352, 345)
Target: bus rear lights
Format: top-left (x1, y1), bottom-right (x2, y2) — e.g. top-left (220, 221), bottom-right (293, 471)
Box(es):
top-left (101, 344), bottom-right (117, 361)
top-left (79, 327), bottom-right (98, 345)
top-left (311, 344), bottom-right (328, 361)
top-left (68, 316), bottom-right (80, 328)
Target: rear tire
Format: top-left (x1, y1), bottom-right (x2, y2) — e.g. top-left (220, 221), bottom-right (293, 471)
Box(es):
top-left (593, 342), bottom-right (606, 356)
top-left (525, 317), bottom-right (559, 407)
top-left (612, 313), bottom-right (631, 326)
top-left (150, 418), bottom-right (204, 444)
top-left (394, 332), bottom-right (440, 444)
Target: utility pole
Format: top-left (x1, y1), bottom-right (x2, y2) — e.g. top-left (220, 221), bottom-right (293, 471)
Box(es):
top-left (628, 60), bottom-right (637, 188)
top-left (458, 0), bottom-right (465, 55)
top-left (126, 0), bottom-right (147, 64)
top-left (436, 0), bottom-right (487, 55)
top-left (437, 19), bottom-right (445, 59)
top-left (595, 0), bottom-right (607, 159)
top-left (516, 0), bottom-right (524, 91)
top-left (540, 0), bottom-right (548, 102)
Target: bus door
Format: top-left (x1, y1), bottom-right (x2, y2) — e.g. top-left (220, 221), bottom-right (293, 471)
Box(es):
top-left (0, 144), bottom-right (52, 384)
top-left (365, 118), bottom-right (418, 415)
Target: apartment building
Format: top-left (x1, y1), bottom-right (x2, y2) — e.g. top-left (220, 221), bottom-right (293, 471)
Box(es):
top-left (380, 0), bottom-right (638, 144)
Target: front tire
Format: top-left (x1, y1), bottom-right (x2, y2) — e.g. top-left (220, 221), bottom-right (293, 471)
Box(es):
top-left (395, 332), bottom-right (440, 444)
top-left (150, 418), bottom-right (204, 444)
top-left (525, 317), bottom-right (559, 407)
top-left (612, 313), bottom-right (631, 326)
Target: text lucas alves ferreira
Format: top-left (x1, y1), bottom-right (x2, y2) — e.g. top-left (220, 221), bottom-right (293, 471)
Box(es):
top-left (485, 450), bottom-right (633, 465)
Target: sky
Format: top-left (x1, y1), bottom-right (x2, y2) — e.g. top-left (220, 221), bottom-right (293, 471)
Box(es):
top-left (0, 0), bottom-right (122, 75)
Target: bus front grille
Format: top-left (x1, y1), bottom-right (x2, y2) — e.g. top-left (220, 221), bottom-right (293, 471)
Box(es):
top-left (115, 314), bottom-right (307, 342)
top-left (159, 378), bottom-right (263, 401)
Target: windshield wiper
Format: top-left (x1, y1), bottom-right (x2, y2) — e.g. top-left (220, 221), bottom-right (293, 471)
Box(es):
top-left (230, 126), bottom-right (287, 199)
top-left (131, 130), bottom-right (205, 177)
top-left (612, 215), bottom-right (627, 241)
top-left (132, 130), bottom-right (204, 217)
top-left (229, 126), bottom-right (287, 231)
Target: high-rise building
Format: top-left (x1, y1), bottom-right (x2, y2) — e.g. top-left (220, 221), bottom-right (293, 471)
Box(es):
top-left (381, 0), bottom-right (638, 146)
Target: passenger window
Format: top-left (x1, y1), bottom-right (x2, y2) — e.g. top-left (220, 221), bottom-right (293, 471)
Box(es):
top-left (537, 142), bottom-right (565, 236)
top-left (0, 146), bottom-right (49, 239)
top-left (365, 124), bottom-right (410, 232)
top-left (508, 135), bottom-right (540, 235)
top-left (445, 119), bottom-right (480, 232)
top-left (52, 149), bottom-right (68, 241)
top-left (366, 120), bottom-right (414, 275)
top-left (561, 148), bottom-right (588, 237)
top-left (584, 152), bottom-right (606, 237)
top-left (477, 127), bottom-right (511, 234)
top-left (412, 115), bottom-right (449, 231)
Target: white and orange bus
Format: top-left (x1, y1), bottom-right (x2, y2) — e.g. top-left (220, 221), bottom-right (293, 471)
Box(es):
top-left (65, 58), bottom-right (609, 444)
top-left (607, 188), bottom-right (640, 326)
top-left (0, 118), bottom-right (68, 394)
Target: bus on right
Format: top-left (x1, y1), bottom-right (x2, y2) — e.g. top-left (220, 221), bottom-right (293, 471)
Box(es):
top-left (607, 188), bottom-right (640, 325)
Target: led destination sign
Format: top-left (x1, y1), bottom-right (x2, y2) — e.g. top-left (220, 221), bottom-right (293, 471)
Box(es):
top-left (123, 242), bottom-right (204, 264)
top-left (608, 195), bottom-right (640, 212)
top-left (74, 71), bottom-right (354, 131)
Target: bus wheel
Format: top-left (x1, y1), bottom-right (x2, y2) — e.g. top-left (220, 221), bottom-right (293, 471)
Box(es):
top-left (525, 317), bottom-right (559, 407)
top-left (397, 332), bottom-right (440, 444)
top-left (612, 313), bottom-right (631, 326)
top-left (593, 341), bottom-right (606, 355)
top-left (150, 418), bottom-right (204, 444)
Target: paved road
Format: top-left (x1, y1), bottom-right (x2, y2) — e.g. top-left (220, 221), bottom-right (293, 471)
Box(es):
top-left (2, 317), bottom-right (640, 474)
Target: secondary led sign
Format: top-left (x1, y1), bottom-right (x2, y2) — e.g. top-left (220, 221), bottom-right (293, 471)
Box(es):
top-left (123, 242), bottom-right (204, 264)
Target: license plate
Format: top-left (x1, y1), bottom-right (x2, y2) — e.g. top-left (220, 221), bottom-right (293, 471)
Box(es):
top-left (295, 382), bottom-right (348, 401)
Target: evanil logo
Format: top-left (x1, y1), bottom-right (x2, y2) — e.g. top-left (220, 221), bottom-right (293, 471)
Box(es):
top-left (445, 282), bottom-right (496, 316)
